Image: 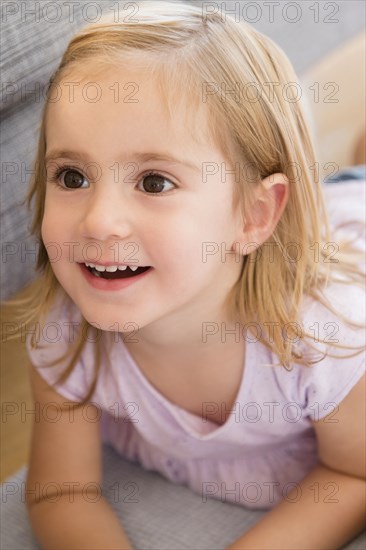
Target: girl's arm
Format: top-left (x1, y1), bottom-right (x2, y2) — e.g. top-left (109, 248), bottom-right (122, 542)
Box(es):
top-left (25, 363), bottom-right (133, 550)
top-left (226, 463), bottom-right (365, 550)
top-left (226, 373), bottom-right (366, 550)
top-left (28, 492), bottom-right (133, 550)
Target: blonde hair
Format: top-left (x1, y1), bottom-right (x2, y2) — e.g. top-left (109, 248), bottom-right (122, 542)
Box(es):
top-left (3, 0), bottom-right (365, 405)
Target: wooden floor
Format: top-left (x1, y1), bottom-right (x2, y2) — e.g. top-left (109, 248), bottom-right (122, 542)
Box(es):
top-left (1, 285), bottom-right (35, 481)
top-left (1, 32), bottom-right (365, 482)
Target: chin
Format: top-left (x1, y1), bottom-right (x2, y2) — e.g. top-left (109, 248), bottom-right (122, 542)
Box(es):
top-left (79, 306), bottom-right (141, 335)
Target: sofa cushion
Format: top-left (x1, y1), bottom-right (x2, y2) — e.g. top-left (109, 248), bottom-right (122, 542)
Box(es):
top-left (1, 444), bottom-right (365, 549)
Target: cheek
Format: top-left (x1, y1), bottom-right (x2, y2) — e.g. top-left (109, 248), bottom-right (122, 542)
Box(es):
top-left (41, 200), bottom-right (73, 242)
top-left (41, 214), bottom-right (54, 244)
top-left (155, 226), bottom-right (223, 284)
top-left (41, 209), bottom-right (74, 270)
top-left (41, 215), bottom-right (62, 247)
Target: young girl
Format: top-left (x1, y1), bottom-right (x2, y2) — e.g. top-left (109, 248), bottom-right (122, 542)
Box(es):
top-left (6, 1), bottom-right (365, 548)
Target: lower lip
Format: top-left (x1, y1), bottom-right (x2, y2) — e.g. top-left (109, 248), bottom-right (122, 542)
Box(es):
top-left (79, 263), bottom-right (153, 291)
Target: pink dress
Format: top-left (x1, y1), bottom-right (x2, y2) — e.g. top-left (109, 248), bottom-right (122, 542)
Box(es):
top-left (26, 181), bottom-right (365, 510)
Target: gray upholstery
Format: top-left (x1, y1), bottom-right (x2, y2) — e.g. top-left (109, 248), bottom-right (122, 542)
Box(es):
top-left (1, 3), bottom-right (88, 300)
top-left (1, 444), bottom-right (366, 550)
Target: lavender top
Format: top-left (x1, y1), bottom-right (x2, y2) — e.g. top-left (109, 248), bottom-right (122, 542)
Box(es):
top-left (26, 181), bottom-right (365, 509)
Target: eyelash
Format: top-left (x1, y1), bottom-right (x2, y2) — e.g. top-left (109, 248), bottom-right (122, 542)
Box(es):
top-left (48, 165), bottom-right (177, 196)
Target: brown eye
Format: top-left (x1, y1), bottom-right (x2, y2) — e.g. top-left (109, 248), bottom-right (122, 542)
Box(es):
top-left (140, 173), bottom-right (175, 194)
top-left (63, 170), bottom-right (86, 189)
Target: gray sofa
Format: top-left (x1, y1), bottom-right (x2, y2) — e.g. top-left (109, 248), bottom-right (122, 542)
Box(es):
top-left (1, 2), bottom-right (365, 549)
top-left (1, 445), bottom-right (366, 550)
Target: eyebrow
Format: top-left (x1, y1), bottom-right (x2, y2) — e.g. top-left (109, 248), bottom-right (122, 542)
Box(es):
top-left (44, 149), bottom-right (201, 173)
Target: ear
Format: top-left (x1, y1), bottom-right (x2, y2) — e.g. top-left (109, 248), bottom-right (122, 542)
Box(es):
top-left (234, 173), bottom-right (289, 252)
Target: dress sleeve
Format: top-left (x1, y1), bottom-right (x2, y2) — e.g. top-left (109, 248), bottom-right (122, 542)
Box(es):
top-left (296, 180), bottom-right (366, 421)
top-left (297, 343), bottom-right (365, 422)
top-left (322, 179), bottom-right (365, 258)
top-left (25, 290), bottom-right (89, 403)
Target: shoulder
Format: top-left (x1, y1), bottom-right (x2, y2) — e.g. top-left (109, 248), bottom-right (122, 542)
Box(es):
top-left (311, 371), bottom-right (365, 478)
top-left (25, 289), bottom-right (106, 403)
top-left (290, 279), bottom-right (365, 421)
top-left (322, 179), bottom-right (365, 247)
top-left (25, 289), bottom-right (82, 364)
top-left (300, 279), bottom-right (365, 349)
top-left (322, 178), bottom-right (365, 218)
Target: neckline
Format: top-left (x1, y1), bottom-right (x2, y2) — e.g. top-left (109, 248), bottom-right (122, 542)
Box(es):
top-left (119, 337), bottom-right (251, 440)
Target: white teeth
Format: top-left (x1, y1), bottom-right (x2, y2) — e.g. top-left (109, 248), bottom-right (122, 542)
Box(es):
top-left (84, 262), bottom-right (142, 271)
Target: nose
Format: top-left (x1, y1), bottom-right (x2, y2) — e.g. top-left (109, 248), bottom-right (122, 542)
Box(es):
top-left (80, 181), bottom-right (133, 242)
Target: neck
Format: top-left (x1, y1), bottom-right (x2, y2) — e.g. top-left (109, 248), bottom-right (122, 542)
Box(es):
top-left (124, 296), bottom-right (244, 368)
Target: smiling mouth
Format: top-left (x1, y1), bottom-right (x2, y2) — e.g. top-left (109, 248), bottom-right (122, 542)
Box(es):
top-left (85, 265), bottom-right (152, 280)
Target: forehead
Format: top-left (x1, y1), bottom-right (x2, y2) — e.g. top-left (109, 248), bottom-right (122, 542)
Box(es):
top-left (45, 63), bottom-right (216, 162)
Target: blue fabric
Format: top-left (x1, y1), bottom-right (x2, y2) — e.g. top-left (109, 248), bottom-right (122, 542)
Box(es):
top-left (324, 165), bottom-right (366, 184)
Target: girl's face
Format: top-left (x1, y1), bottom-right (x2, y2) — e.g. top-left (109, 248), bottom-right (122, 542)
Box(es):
top-left (42, 66), bottom-right (246, 342)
